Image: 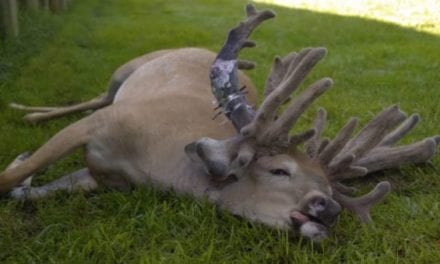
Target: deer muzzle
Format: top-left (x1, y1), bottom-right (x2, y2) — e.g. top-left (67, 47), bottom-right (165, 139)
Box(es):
top-left (304, 195), bottom-right (342, 227)
top-left (290, 193), bottom-right (341, 241)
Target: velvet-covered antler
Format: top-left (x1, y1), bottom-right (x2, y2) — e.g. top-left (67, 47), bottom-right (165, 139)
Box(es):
top-left (241, 48), bottom-right (333, 149)
top-left (306, 106), bottom-right (439, 223)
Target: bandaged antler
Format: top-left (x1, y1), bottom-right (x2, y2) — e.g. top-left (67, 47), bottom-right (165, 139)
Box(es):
top-left (210, 4), bottom-right (275, 131)
top-left (190, 4), bottom-right (333, 180)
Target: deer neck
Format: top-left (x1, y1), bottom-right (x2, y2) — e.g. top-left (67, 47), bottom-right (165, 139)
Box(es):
top-left (205, 177), bottom-right (258, 216)
top-left (166, 154), bottom-right (256, 211)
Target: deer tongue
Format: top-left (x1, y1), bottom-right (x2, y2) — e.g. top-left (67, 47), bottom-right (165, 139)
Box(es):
top-left (290, 210), bottom-right (328, 241)
top-left (290, 210), bottom-right (310, 224)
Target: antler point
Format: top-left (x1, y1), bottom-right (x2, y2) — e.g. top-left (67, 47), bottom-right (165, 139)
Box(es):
top-left (323, 77), bottom-right (334, 86)
top-left (377, 181), bottom-right (391, 192)
top-left (410, 113), bottom-right (420, 122)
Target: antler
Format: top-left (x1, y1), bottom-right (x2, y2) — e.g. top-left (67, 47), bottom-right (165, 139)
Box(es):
top-left (241, 48), bottom-right (333, 149)
top-left (306, 106), bottom-right (439, 223)
top-left (210, 4), bottom-right (275, 131)
top-left (333, 181), bottom-right (391, 223)
top-left (192, 4), bottom-right (333, 182)
top-left (186, 5), bottom-right (275, 180)
top-left (195, 4), bottom-right (334, 181)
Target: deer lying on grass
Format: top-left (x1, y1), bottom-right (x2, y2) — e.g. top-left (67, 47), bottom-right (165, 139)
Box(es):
top-left (2, 5), bottom-right (439, 241)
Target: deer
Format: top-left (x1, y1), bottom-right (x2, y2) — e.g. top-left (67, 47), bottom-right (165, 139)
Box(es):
top-left (1, 5), bottom-right (439, 242)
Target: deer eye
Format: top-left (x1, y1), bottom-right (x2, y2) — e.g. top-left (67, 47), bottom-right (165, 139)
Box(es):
top-left (270, 169), bottom-right (290, 177)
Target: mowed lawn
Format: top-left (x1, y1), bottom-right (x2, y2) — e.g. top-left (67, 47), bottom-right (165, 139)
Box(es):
top-left (0, 0), bottom-right (439, 263)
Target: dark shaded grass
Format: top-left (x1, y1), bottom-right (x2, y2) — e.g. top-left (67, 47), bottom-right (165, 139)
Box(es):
top-left (0, 0), bottom-right (439, 262)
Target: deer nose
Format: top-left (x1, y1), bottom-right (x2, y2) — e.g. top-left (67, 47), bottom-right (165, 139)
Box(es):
top-left (206, 160), bottom-right (228, 179)
top-left (306, 196), bottom-right (341, 227)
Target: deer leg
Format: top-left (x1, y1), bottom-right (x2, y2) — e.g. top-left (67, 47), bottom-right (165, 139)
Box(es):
top-left (0, 115), bottom-right (94, 192)
top-left (10, 50), bottom-right (180, 124)
top-left (5, 150), bottom-right (95, 201)
top-left (19, 93), bottom-right (110, 124)
top-left (4, 152), bottom-right (34, 187)
top-left (10, 93), bottom-right (109, 123)
top-left (9, 103), bottom-right (61, 112)
top-left (10, 63), bottom-right (125, 124)
top-left (10, 168), bottom-right (98, 200)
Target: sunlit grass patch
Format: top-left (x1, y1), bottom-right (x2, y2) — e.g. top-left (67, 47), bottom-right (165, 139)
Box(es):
top-left (255, 0), bottom-right (440, 35)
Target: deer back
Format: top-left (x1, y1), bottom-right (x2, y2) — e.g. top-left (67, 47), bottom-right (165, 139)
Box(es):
top-left (84, 48), bottom-right (258, 192)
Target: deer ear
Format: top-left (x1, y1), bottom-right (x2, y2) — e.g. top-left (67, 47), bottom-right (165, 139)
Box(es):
top-left (184, 137), bottom-right (255, 182)
top-left (184, 137), bottom-right (233, 180)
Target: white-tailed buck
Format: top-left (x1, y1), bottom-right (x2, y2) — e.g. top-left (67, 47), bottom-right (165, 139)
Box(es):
top-left (2, 5), bottom-right (439, 241)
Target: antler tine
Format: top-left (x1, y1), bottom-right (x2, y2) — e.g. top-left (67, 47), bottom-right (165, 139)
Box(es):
top-left (378, 114), bottom-right (420, 147)
top-left (326, 108), bottom-right (406, 181)
top-left (262, 48), bottom-right (324, 120)
top-left (331, 105), bottom-right (406, 167)
top-left (332, 182), bottom-right (357, 195)
top-left (346, 105), bottom-right (406, 155)
top-left (267, 48), bottom-right (314, 101)
top-left (246, 3), bottom-right (258, 16)
top-left (227, 139), bottom-right (256, 179)
top-left (210, 4), bottom-right (275, 131)
top-left (330, 166), bottom-right (368, 181)
top-left (318, 117), bottom-right (358, 166)
top-left (328, 153), bottom-right (355, 175)
top-left (289, 129), bottom-right (316, 146)
top-left (217, 4), bottom-right (276, 60)
top-left (354, 137), bottom-right (438, 174)
top-left (283, 48), bottom-right (313, 82)
top-left (320, 105), bottom-right (439, 182)
top-left (317, 138), bottom-right (330, 155)
top-left (241, 48), bottom-right (328, 142)
top-left (264, 51), bottom-right (298, 97)
top-left (237, 59), bottom-right (256, 70)
top-left (333, 181), bottom-right (391, 224)
top-left (305, 108), bottom-right (327, 158)
top-left (266, 77), bottom-right (333, 144)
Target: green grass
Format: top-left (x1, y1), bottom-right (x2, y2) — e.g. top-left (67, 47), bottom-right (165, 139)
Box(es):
top-left (256, 0), bottom-right (440, 35)
top-left (1, 0), bottom-right (439, 262)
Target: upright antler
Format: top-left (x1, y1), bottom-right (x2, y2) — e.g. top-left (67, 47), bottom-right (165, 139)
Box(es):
top-left (202, 5), bottom-right (336, 180)
top-left (210, 4), bottom-right (275, 131)
top-left (241, 48), bottom-right (333, 149)
top-left (306, 106), bottom-right (439, 223)
top-left (186, 5), bottom-right (275, 180)
top-left (210, 4), bottom-right (335, 153)
top-left (194, 4), bottom-right (334, 182)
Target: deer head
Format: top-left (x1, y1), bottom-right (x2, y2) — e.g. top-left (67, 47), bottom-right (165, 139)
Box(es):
top-left (185, 5), bottom-right (439, 241)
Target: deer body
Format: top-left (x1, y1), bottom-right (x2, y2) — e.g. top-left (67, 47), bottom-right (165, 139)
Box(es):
top-left (4, 46), bottom-right (335, 233)
top-left (86, 48), bottom-right (254, 195)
